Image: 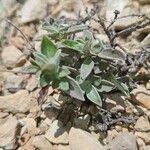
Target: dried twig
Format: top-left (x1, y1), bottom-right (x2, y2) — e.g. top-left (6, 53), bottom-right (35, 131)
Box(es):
top-left (0, 17), bottom-right (35, 51)
top-left (107, 10), bottom-right (120, 30)
top-left (114, 20), bottom-right (150, 38)
top-left (0, 68), bottom-right (34, 74)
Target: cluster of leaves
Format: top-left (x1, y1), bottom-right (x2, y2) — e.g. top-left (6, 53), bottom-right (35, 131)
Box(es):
top-left (28, 20), bottom-right (132, 107)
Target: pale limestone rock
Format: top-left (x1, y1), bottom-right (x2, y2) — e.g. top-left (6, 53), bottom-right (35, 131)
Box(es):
top-left (69, 127), bottom-right (104, 150)
top-left (114, 7), bottom-right (141, 30)
top-left (32, 135), bottom-right (52, 150)
top-left (1, 46), bottom-right (26, 68)
top-left (20, 0), bottom-right (48, 23)
top-left (45, 120), bottom-right (69, 144)
top-left (0, 116), bottom-right (20, 149)
top-left (136, 138), bottom-right (145, 150)
top-left (5, 74), bottom-right (26, 93)
top-left (106, 0), bottom-right (130, 20)
top-left (141, 5), bottom-right (150, 17)
top-left (0, 90), bottom-right (30, 113)
top-left (58, 145), bottom-right (70, 150)
top-left (131, 86), bottom-right (150, 109)
top-left (135, 132), bottom-right (150, 144)
top-left (19, 118), bottom-right (40, 135)
top-left (143, 145), bottom-right (150, 150)
top-left (141, 34), bottom-right (150, 49)
top-left (134, 116), bottom-right (150, 132)
top-left (107, 132), bottom-right (138, 150)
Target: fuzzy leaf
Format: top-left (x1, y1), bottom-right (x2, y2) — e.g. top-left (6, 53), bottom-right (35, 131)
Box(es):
top-left (23, 65), bottom-right (39, 74)
top-left (30, 58), bottom-right (42, 69)
top-left (67, 76), bottom-right (85, 101)
top-left (33, 51), bottom-right (49, 65)
top-left (58, 66), bottom-right (70, 78)
top-left (59, 80), bottom-right (69, 91)
top-left (80, 57), bottom-right (94, 80)
top-left (110, 74), bottom-right (130, 96)
top-left (86, 85), bottom-right (102, 107)
top-left (41, 36), bottom-right (58, 59)
top-left (98, 48), bottom-right (126, 60)
top-left (96, 80), bottom-right (114, 92)
top-left (62, 40), bottom-right (85, 53)
top-left (39, 74), bottom-right (51, 87)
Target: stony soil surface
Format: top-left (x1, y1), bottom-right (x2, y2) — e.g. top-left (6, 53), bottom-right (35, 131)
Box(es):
top-left (0, 0), bottom-right (150, 150)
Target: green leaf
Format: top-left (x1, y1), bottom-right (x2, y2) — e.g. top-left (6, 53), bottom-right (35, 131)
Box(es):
top-left (86, 85), bottom-right (102, 107)
top-left (59, 80), bottom-right (69, 91)
top-left (66, 76), bottom-right (85, 101)
top-left (30, 58), bottom-right (42, 69)
top-left (80, 57), bottom-right (94, 80)
top-left (23, 65), bottom-right (39, 74)
top-left (41, 36), bottom-right (58, 59)
top-left (43, 24), bottom-right (59, 33)
top-left (62, 40), bottom-right (85, 53)
top-left (39, 74), bottom-right (51, 87)
top-left (48, 49), bottom-right (61, 66)
top-left (58, 66), bottom-right (70, 78)
top-left (110, 74), bottom-right (130, 96)
top-left (96, 80), bottom-right (114, 92)
top-left (98, 48), bottom-right (126, 60)
top-left (36, 70), bottom-right (41, 79)
top-left (80, 80), bottom-right (91, 92)
top-left (91, 76), bottom-right (101, 87)
top-left (41, 49), bottom-right (61, 73)
top-left (33, 51), bottom-right (49, 65)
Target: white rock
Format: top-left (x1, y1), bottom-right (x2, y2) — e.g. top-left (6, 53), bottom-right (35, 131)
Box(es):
top-left (107, 132), bottom-right (138, 150)
top-left (106, 0), bottom-right (130, 20)
top-left (143, 145), bottom-right (150, 150)
top-left (45, 120), bottom-right (69, 144)
top-left (69, 127), bottom-right (104, 150)
top-left (135, 132), bottom-right (150, 144)
top-left (58, 145), bottom-right (70, 150)
top-left (0, 90), bottom-right (31, 113)
top-left (141, 5), bottom-right (150, 17)
top-left (1, 46), bottom-right (26, 68)
top-left (5, 74), bottom-right (26, 93)
top-left (134, 116), bottom-right (150, 132)
top-left (0, 0), bottom-right (18, 39)
top-left (0, 0), bottom-right (17, 17)
top-left (20, 0), bottom-right (48, 23)
top-left (0, 112), bottom-right (9, 119)
top-left (32, 135), bottom-right (52, 150)
top-left (114, 6), bottom-right (140, 30)
top-left (141, 34), bottom-right (150, 49)
top-left (131, 85), bottom-right (150, 109)
top-left (20, 118), bottom-right (40, 135)
top-left (106, 129), bottom-right (119, 143)
top-left (47, 0), bottom-right (58, 5)
top-left (136, 138), bottom-right (145, 150)
top-left (0, 116), bottom-right (19, 149)
top-left (26, 76), bottom-right (38, 91)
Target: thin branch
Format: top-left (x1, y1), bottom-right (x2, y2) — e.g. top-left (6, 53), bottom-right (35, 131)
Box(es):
top-left (114, 19), bottom-right (150, 39)
top-left (117, 14), bottom-right (145, 20)
top-left (0, 17), bottom-right (35, 51)
top-left (0, 68), bottom-right (34, 74)
top-left (107, 10), bottom-right (120, 30)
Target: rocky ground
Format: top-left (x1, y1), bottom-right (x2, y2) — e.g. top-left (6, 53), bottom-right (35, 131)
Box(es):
top-left (0, 0), bottom-right (150, 150)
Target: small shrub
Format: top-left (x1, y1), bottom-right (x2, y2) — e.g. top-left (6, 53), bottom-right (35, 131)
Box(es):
top-left (27, 19), bottom-right (132, 107)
